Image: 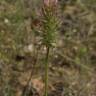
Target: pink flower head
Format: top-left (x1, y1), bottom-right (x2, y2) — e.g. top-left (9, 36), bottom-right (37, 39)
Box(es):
top-left (43, 0), bottom-right (58, 7)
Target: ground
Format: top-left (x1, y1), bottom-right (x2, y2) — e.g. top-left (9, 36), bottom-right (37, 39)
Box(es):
top-left (0, 0), bottom-right (96, 96)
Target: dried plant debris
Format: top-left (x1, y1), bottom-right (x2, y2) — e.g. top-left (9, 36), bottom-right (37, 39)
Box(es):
top-left (0, 0), bottom-right (96, 96)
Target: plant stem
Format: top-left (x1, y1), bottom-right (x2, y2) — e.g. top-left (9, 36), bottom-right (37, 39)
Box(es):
top-left (44, 46), bottom-right (50, 96)
top-left (22, 49), bottom-right (39, 96)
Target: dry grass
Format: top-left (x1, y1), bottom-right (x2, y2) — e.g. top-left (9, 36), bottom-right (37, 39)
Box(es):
top-left (0, 0), bottom-right (96, 96)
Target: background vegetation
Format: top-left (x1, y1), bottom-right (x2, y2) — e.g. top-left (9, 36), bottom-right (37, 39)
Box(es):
top-left (0, 0), bottom-right (96, 96)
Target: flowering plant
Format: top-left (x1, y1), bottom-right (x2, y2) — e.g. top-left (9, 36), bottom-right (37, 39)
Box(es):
top-left (43, 0), bottom-right (58, 7)
top-left (42, 0), bottom-right (59, 96)
top-left (29, 1), bottom-right (59, 96)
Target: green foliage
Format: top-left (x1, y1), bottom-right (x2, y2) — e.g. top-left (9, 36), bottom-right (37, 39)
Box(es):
top-left (3, 82), bottom-right (15, 96)
top-left (41, 5), bottom-right (59, 96)
top-left (42, 7), bottom-right (59, 47)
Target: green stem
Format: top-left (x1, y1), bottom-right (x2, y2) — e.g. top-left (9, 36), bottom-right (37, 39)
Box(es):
top-left (45, 46), bottom-right (50, 96)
